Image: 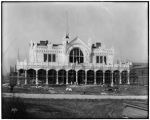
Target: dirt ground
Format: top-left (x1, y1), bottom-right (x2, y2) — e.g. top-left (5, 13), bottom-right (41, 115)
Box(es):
top-left (2, 97), bottom-right (148, 119)
top-left (2, 84), bottom-right (148, 95)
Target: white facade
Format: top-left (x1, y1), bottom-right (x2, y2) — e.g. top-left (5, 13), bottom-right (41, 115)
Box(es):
top-left (17, 35), bottom-right (131, 86)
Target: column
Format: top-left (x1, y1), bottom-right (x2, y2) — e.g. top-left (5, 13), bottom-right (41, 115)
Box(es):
top-left (56, 71), bottom-right (59, 85)
top-left (94, 70), bottom-right (96, 85)
top-left (73, 51), bottom-right (74, 63)
top-left (103, 56), bottom-right (104, 64)
top-left (103, 70), bottom-right (105, 85)
top-left (76, 71), bottom-right (78, 84)
top-left (66, 71), bottom-right (68, 85)
top-left (24, 70), bottom-right (27, 85)
top-left (17, 70), bottom-right (20, 85)
top-left (85, 70), bottom-right (87, 85)
top-left (119, 70), bottom-right (122, 84)
top-left (56, 71), bottom-right (58, 84)
top-left (127, 70), bottom-right (130, 84)
top-left (111, 70), bottom-right (114, 87)
top-left (46, 70), bottom-right (48, 85)
top-left (36, 70), bottom-right (38, 85)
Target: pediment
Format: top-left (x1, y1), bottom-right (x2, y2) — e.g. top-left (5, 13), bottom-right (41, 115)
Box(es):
top-left (67, 37), bottom-right (89, 50)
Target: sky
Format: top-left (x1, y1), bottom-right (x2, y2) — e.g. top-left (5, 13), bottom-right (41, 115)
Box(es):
top-left (2, 2), bottom-right (148, 75)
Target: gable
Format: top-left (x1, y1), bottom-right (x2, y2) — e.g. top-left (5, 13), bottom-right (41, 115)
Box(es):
top-left (67, 37), bottom-right (90, 50)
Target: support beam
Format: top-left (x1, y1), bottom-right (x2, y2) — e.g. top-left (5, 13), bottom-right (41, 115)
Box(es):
top-left (127, 70), bottom-right (130, 84)
top-left (76, 71), bottom-right (78, 84)
top-left (25, 70), bottom-right (27, 85)
top-left (94, 71), bottom-right (96, 85)
top-left (111, 71), bottom-right (114, 87)
top-left (85, 70), bottom-right (87, 85)
top-left (46, 70), bottom-right (48, 85)
top-left (56, 71), bottom-right (58, 84)
top-left (103, 70), bottom-right (105, 85)
top-left (119, 70), bottom-right (122, 84)
top-left (17, 70), bottom-right (20, 85)
top-left (66, 71), bottom-right (68, 85)
top-left (36, 70), bottom-right (38, 85)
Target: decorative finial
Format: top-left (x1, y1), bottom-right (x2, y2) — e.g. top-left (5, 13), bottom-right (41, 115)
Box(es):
top-left (65, 11), bottom-right (69, 39)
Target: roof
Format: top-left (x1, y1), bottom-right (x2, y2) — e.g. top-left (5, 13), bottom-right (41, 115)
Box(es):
top-left (53, 44), bottom-right (62, 46)
top-left (131, 63), bottom-right (148, 69)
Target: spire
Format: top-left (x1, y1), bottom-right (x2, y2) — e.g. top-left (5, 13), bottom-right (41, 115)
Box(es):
top-left (65, 11), bottom-right (69, 39)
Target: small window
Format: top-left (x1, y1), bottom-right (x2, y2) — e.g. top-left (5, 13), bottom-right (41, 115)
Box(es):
top-left (48, 54), bottom-right (51, 62)
top-left (53, 54), bottom-right (56, 62)
top-left (44, 54), bottom-right (47, 62)
top-left (104, 56), bottom-right (107, 64)
top-left (100, 56), bottom-right (103, 63)
top-left (80, 57), bottom-right (83, 63)
top-left (96, 56), bottom-right (99, 63)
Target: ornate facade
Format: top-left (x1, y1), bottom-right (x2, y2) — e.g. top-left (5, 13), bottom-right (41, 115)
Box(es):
top-left (17, 35), bottom-right (131, 86)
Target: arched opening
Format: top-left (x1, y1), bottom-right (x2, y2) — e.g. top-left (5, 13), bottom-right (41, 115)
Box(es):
top-left (48, 69), bottom-right (56, 84)
top-left (130, 69), bottom-right (138, 85)
top-left (78, 70), bottom-right (85, 84)
top-left (96, 70), bottom-right (103, 84)
top-left (105, 70), bottom-right (111, 85)
top-left (69, 47), bottom-right (84, 63)
top-left (27, 69), bottom-right (36, 84)
top-left (58, 69), bottom-right (66, 84)
top-left (19, 69), bottom-right (25, 76)
top-left (87, 70), bottom-right (94, 84)
top-left (68, 69), bottom-right (76, 84)
top-left (113, 70), bottom-right (120, 85)
top-left (121, 71), bottom-right (128, 84)
top-left (38, 69), bottom-right (46, 84)
top-left (18, 69), bottom-right (25, 84)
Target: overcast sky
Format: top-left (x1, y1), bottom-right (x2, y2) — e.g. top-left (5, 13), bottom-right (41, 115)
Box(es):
top-left (2, 2), bottom-right (148, 75)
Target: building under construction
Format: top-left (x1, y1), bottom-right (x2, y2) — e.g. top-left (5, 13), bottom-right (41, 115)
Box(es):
top-left (16, 33), bottom-right (132, 86)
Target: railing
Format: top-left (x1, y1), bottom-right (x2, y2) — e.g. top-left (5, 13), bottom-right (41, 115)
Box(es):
top-left (17, 61), bottom-right (130, 70)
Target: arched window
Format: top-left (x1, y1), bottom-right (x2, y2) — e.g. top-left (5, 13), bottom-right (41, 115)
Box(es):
top-left (69, 47), bottom-right (84, 63)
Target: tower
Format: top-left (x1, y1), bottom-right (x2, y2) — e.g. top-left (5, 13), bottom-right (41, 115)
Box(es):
top-left (62, 11), bottom-right (69, 49)
top-left (65, 11), bottom-right (69, 39)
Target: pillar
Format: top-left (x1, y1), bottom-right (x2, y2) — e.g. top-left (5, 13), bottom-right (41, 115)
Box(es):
top-left (85, 70), bottom-right (87, 85)
top-left (94, 70), bottom-right (96, 85)
top-left (24, 70), bottom-right (27, 85)
top-left (56, 71), bottom-right (58, 84)
top-left (127, 70), bottom-right (130, 84)
top-left (66, 71), bottom-right (68, 85)
top-left (46, 70), bottom-right (48, 85)
top-left (111, 70), bottom-right (114, 87)
top-left (36, 70), bottom-right (38, 85)
top-left (17, 70), bottom-right (20, 85)
top-left (103, 56), bottom-right (104, 64)
top-left (103, 70), bottom-right (105, 85)
top-left (119, 70), bottom-right (122, 84)
top-left (76, 71), bottom-right (78, 84)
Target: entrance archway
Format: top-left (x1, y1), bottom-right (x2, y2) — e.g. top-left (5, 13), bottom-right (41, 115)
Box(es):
top-left (96, 70), bottom-right (103, 84)
top-left (113, 70), bottom-right (120, 85)
top-left (78, 70), bottom-right (85, 84)
top-left (58, 69), bottom-right (66, 84)
top-left (105, 70), bottom-right (111, 85)
top-left (48, 69), bottom-right (56, 84)
top-left (87, 70), bottom-right (94, 84)
top-left (27, 69), bottom-right (36, 84)
top-left (121, 71), bottom-right (127, 84)
top-left (38, 69), bottom-right (46, 84)
top-left (19, 69), bottom-right (25, 84)
top-left (68, 69), bottom-right (76, 84)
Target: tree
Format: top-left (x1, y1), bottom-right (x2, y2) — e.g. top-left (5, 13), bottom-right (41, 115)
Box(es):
top-left (9, 72), bottom-right (17, 92)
